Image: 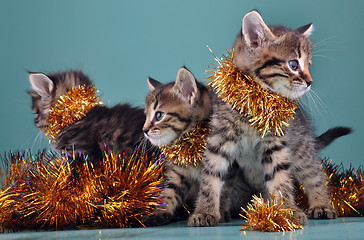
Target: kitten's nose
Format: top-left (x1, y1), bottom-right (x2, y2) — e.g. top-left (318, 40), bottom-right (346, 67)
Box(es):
top-left (143, 128), bottom-right (149, 135)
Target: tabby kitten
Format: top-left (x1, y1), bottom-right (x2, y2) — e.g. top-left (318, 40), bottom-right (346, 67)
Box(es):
top-left (143, 67), bottom-right (349, 226)
top-left (188, 10), bottom-right (340, 227)
top-left (29, 70), bottom-right (148, 161)
top-left (142, 67), bottom-right (240, 225)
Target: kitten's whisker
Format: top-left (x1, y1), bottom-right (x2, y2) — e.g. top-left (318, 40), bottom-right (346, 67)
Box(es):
top-left (312, 54), bottom-right (337, 62)
top-left (312, 49), bottom-right (335, 54)
top-left (312, 36), bottom-right (336, 49)
top-left (32, 132), bottom-right (42, 151)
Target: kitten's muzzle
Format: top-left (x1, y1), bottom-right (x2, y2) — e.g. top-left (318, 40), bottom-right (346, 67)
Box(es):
top-left (300, 70), bottom-right (312, 86)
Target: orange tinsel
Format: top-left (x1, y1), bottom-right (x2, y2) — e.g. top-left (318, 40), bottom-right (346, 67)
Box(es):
top-left (295, 159), bottom-right (364, 217)
top-left (206, 49), bottom-right (298, 137)
top-left (240, 194), bottom-right (303, 232)
top-left (45, 85), bottom-right (103, 141)
top-left (0, 149), bottom-right (165, 231)
top-left (159, 120), bottom-right (210, 166)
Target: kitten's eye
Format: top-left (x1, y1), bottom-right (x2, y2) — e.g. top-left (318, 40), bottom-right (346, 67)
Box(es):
top-left (155, 111), bottom-right (165, 121)
top-left (288, 60), bottom-right (299, 71)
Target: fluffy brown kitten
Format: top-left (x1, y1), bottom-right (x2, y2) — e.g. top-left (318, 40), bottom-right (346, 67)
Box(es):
top-left (188, 10), bottom-right (349, 227)
top-left (29, 70), bottom-right (150, 161)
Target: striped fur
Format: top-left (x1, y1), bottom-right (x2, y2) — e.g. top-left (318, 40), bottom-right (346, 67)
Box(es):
top-left (188, 10), bottom-right (337, 227)
top-left (143, 68), bottom-right (254, 225)
top-left (29, 70), bottom-right (149, 162)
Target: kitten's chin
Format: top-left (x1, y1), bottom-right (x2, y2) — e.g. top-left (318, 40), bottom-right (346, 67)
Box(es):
top-left (285, 86), bottom-right (311, 99)
top-left (269, 84), bottom-right (311, 100)
top-left (144, 132), bottom-right (177, 147)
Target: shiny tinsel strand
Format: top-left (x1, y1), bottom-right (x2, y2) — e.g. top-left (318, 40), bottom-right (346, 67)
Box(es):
top-left (0, 148), bottom-right (165, 232)
top-left (295, 159), bottom-right (364, 217)
top-left (45, 85), bottom-right (103, 141)
top-left (206, 49), bottom-right (298, 137)
top-left (159, 120), bottom-right (210, 166)
top-left (240, 194), bottom-right (303, 232)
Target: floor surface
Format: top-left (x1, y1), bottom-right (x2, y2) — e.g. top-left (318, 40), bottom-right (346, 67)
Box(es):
top-left (0, 217), bottom-right (363, 240)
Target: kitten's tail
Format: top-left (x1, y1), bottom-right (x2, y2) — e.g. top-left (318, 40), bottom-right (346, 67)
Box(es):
top-left (315, 127), bottom-right (352, 151)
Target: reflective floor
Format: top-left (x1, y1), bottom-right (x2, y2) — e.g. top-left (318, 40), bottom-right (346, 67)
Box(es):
top-left (1, 218), bottom-right (363, 240)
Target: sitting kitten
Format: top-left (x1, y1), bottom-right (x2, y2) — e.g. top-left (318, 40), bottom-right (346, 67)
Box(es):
top-left (29, 70), bottom-right (151, 161)
top-left (142, 67), bottom-right (250, 225)
top-left (143, 67), bottom-right (349, 226)
top-left (188, 10), bottom-right (346, 226)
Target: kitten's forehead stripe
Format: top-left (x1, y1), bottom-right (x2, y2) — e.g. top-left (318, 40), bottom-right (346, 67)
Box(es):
top-left (167, 112), bottom-right (191, 124)
top-left (153, 99), bottom-right (159, 110)
top-left (297, 42), bottom-right (301, 58)
top-left (255, 57), bottom-right (284, 77)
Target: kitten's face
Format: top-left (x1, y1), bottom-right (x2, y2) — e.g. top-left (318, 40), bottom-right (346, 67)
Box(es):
top-left (143, 68), bottom-right (210, 146)
top-left (29, 70), bottom-right (93, 132)
top-left (233, 11), bottom-right (313, 99)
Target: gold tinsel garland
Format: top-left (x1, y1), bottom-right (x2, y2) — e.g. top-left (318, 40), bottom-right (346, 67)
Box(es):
top-left (240, 194), bottom-right (303, 232)
top-left (159, 120), bottom-right (211, 166)
top-left (45, 85), bottom-right (103, 141)
top-left (0, 149), bottom-right (165, 231)
top-left (206, 49), bottom-right (298, 137)
top-left (295, 159), bottom-right (364, 217)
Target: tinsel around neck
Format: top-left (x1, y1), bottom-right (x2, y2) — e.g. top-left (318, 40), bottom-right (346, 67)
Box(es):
top-left (159, 120), bottom-right (211, 166)
top-left (206, 49), bottom-right (298, 137)
top-left (45, 85), bottom-right (103, 141)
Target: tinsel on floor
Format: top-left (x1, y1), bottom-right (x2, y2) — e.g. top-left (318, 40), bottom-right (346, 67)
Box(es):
top-left (295, 159), bottom-right (364, 217)
top-left (0, 148), bottom-right (165, 232)
top-left (240, 193), bottom-right (303, 232)
top-left (240, 159), bottom-right (363, 232)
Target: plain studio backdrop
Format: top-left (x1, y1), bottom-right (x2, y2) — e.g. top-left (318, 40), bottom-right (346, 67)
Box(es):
top-left (0, 0), bottom-right (362, 168)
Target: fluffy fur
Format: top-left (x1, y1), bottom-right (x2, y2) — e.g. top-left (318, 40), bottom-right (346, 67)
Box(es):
top-left (29, 70), bottom-right (150, 161)
top-left (143, 68), bottom-right (254, 225)
top-left (188, 10), bottom-right (346, 227)
top-left (142, 67), bottom-right (349, 226)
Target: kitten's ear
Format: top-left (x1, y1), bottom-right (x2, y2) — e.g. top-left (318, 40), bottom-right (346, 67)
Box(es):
top-left (173, 67), bottom-right (198, 105)
top-left (242, 10), bottom-right (275, 47)
top-left (147, 77), bottom-right (163, 91)
top-left (296, 23), bottom-right (314, 37)
top-left (29, 73), bottom-right (54, 96)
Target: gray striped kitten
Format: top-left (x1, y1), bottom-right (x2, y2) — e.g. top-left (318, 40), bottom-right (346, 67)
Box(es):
top-left (142, 67), bottom-right (349, 226)
top-left (188, 10), bottom-right (344, 226)
top-left (143, 68), bottom-right (255, 225)
top-left (29, 70), bottom-right (149, 162)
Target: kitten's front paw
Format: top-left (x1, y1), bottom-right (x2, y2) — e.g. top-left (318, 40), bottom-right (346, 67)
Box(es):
top-left (188, 213), bottom-right (219, 227)
top-left (142, 212), bottom-right (173, 227)
top-left (293, 209), bottom-right (308, 225)
top-left (308, 206), bottom-right (337, 219)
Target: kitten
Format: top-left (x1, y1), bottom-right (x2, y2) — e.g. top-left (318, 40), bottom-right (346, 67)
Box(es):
top-left (188, 10), bottom-right (346, 227)
top-left (143, 67), bottom-right (349, 226)
top-left (142, 67), bottom-right (247, 225)
top-left (29, 70), bottom-right (150, 162)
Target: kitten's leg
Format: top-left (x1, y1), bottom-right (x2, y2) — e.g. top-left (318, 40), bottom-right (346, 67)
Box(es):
top-left (292, 152), bottom-right (337, 219)
top-left (219, 186), bottom-right (232, 222)
top-left (187, 147), bottom-right (231, 227)
top-left (261, 141), bottom-right (308, 224)
top-left (144, 162), bottom-right (196, 226)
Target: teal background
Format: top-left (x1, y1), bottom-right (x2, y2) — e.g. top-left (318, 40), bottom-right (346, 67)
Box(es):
top-left (0, 0), bottom-right (362, 168)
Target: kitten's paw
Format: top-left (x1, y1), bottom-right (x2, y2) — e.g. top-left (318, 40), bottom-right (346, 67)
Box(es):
top-left (308, 206), bottom-right (337, 219)
top-left (142, 212), bottom-right (173, 226)
top-left (188, 213), bottom-right (219, 227)
top-left (293, 209), bottom-right (308, 225)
